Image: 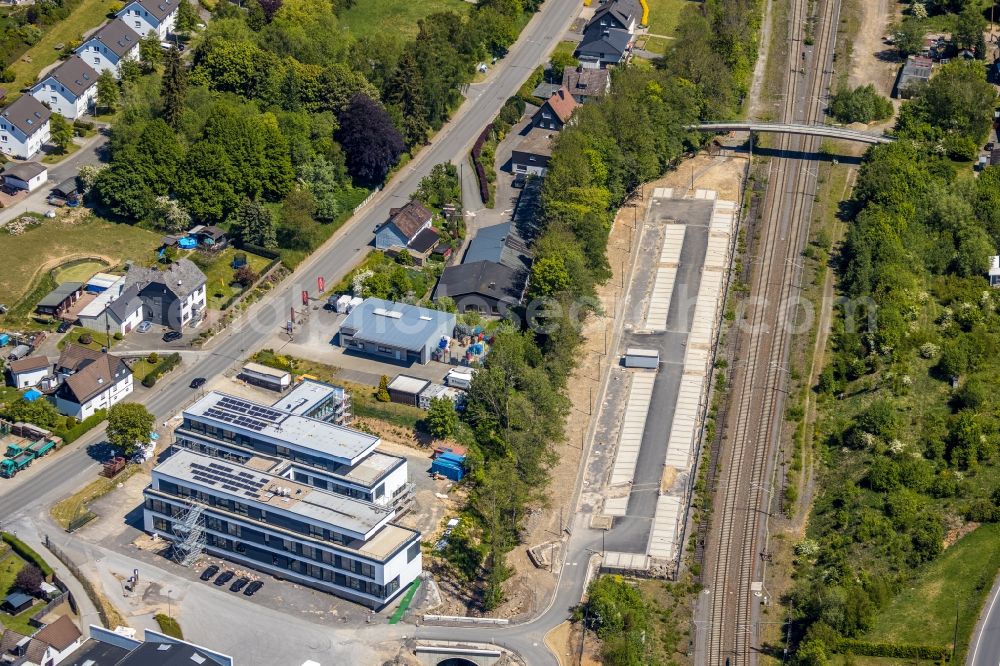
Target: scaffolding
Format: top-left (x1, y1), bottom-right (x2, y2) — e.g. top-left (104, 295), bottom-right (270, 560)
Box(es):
top-left (171, 502), bottom-right (206, 567)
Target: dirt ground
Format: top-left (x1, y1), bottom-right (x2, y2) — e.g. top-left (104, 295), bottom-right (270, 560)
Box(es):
top-left (847, 0), bottom-right (900, 97)
top-left (545, 621), bottom-right (603, 666)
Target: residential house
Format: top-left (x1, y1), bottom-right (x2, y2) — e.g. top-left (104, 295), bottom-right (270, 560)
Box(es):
top-left (7, 356), bottom-right (50, 388)
top-left (116, 0), bottom-right (179, 39)
top-left (338, 298), bottom-right (456, 365)
top-left (0, 95), bottom-right (51, 160)
top-left (588, 0), bottom-right (637, 34)
top-left (187, 225), bottom-right (229, 251)
top-left (532, 87), bottom-right (578, 131)
top-left (575, 23), bottom-right (633, 69)
top-left (511, 127), bottom-right (554, 176)
top-left (464, 219), bottom-right (531, 271)
top-left (2, 161), bottom-right (48, 192)
top-left (75, 19), bottom-right (141, 78)
top-left (0, 615), bottom-right (84, 666)
top-left (562, 65), bottom-right (611, 103)
top-left (434, 260), bottom-right (528, 315)
top-left (124, 259), bottom-right (207, 331)
top-left (76, 282), bottom-right (145, 336)
top-left (989, 255), bottom-right (1000, 287)
top-left (53, 344), bottom-right (133, 419)
top-left (61, 625), bottom-right (233, 666)
top-left (895, 55), bottom-right (932, 99)
top-left (375, 199), bottom-right (434, 250)
top-left (35, 282), bottom-right (84, 317)
top-left (31, 56), bottom-right (100, 120)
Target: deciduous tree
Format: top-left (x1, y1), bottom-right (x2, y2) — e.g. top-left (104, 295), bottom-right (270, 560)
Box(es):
top-left (106, 402), bottom-right (155, 457)
top-left (49, 113), bottom-right (73, 153)
top-left (230, 198), bottom-right (277, 248)
top-left (426, 397), bottom-right (457, 439)
top-left (96, 70), bottom-right (118, 114)
top-left (337, 93), bottom-right (404, 184)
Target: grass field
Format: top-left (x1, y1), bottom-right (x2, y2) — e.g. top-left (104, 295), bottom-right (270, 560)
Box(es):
top-left (57, 326), bottom-right (116, 351)
top-left (0, 215), bottom-right (160, 318)
top-left (0, 552), bottom-right (38, 635)
top-left (191, 248), bottom-right (271, 311)
top-left (8, 0), bottom-right (116, 95)
top-left (644, 0), bottom-right (695, 36)
top-left (866, 523), bottom-right (1000, 660)
top-left (339, 0), bottom-right (470, 38)
top-left (52, 258), bottom-right (109, 284)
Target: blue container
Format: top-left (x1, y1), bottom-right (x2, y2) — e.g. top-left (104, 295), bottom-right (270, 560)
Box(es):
top-left (0, 334), bottom-right (9, 347)
top-left (438, 451), bottom-right (466, 465)
top-left (178, 237), bottom-right (198, 249)
top-left (431, 459), bottom-right (464, 481)
top-left (22, 389), bottom-right (42, 402)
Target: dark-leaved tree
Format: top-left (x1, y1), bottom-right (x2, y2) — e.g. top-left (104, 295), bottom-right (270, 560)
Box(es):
top-left (230, 198), bottom-right (277, 249)
top-left (15, 565), bottom-right (43, 596)
top-left (160, 46), bottom-right (188, 129)
top-left (337, 94), bottom-right (404, 184)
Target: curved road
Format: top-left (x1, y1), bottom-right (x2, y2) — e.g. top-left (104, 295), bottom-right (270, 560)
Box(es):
top-left (0, 0), bottom-right (599, 663)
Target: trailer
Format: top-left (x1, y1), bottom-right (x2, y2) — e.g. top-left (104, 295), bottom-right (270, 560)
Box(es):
top-left (27, 439), bottom-right (54, 458)
top-left (0, 452), bottom-right (33, 478)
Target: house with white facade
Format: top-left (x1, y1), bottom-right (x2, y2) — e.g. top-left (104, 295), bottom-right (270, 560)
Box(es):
top-left (6, 356), bottom-right (49, 389)
top-left (116, 0), bottom-right (179, 39)
top-left (75, 19), bottom-right (141, 78)
top-left (31, 56), bottom-right (99, 120)
top-left (0, 616), bottom-right (84, 666)
top-left (53, 344), bottom-right (133, 420)
top-left (147, 391), bottom-right (420, 608)
top-left (0, 95), bottom-right (50, 160)
top-left (77, 278), bottom-right (145, 336)
top-left (2, 161), bottom-right (47, 192)
top-left (124, 259), bottom-right (207, 331)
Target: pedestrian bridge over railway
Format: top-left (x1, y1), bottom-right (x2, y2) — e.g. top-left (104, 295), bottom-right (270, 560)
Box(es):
top-left (691, 122), bottom-right (894, 144)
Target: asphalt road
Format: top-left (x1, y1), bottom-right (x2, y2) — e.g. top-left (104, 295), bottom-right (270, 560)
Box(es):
top-left (1, 0), bottom-right (591, 662)
top-left (968, 574), bottom-right (1000, 666)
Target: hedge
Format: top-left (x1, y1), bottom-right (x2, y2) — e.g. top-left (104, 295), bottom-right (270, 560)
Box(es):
top-left (837, 639), bottom-right (951, 660)
top-left (2, 532), bottom-right (54, 578)
top-left (470, 123), bottom-right (494, 204)
top-left (141, 353), bottom-right (181, 388)
top-left (55, 409), bottom-right (107, 445)
top-left (154, 613), bottom-right (183, 639)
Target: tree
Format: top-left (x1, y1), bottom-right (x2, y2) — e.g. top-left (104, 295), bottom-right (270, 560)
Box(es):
top-left (954, 4), bottom-right (986, 56)
top-left (119, 58), bottom-right (141, 84)
top-left (893, 18), bottom-right (926, 57)
top-left (426, 397), bottom-right (457, 439)
top-left (139, 34), bottom-right (162, 72)
top-left (276, 188), bottom-right (318, 250)
top-left (384, 51), bottom-right (430, 146)
top-left (49, 113), bottom-right (73, 154)
top-left (259, 0), bottom-right (282, 21)
top-left (298, 156), bottom-right (342, 222)
top-left (15, 565), bottom-right (43, 596)
top-left (337, 94), bottom-right (405, 183)
top-left (96, 70), bottom-right (118, 114)
top-left (230, 198), bottom-right (277, 248)
top-left (530, 255), bottom-right (572, 297)
top-left (76, 164), bottom-right (105, 195)
top-left (233, 265), bottom-right (257, 288)
top-left (95, 163), bottom-right (155, 219)
top-left (2, 397), bottom-right (60, 429)
top-left (376, 375), bottom-right (390, 402)
top-left (175, 0), bottom-right (199, 33)
top-left (829, 85), bottom-right (893, 123)
top-left (415, 163), bottom-right (460, 210)
top-left (175, 141), bottom-right (239, 222)
top-left (106, 402), bottom-right (155, 456)
top-left (151, 196), bottom-right (190, 233)
top-left (160, 46), bottom-right (187, 129)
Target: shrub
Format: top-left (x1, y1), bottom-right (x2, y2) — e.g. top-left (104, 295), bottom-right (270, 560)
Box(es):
top-left (15, 564), bottom-right (43, 595)
top-left (2, 533), bottom-right (53, 577)
top-left (57, 409), bottom-right (106, 445)
top-left (113, 332), bottom-right (123, 341)
top-left (154, 614), bottom-right (183, 639)
top-left (142, 375), bottom-right (156, 388)
top-left (837, 639), bottom-right (949, 660)
top-left (147, 352), bottom-right (159, 364)
top-left (78, 333), bottom-right (93, 345)
top-left (0, 68), bottom-right (14, 83)
top-left (829, 85), bottom-right (894, 124)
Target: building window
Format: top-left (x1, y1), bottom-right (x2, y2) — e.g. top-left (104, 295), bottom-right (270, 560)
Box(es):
top-left (376, 346), bottom-right (393, 354)
top-left (407, 542), bottom-right (420, 563)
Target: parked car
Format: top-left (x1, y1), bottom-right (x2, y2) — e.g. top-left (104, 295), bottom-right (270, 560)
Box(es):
top-left (137, 321), bottom-right (152, 333)
top-left (214, 571), bottom-right (235, 586)
top-left (162, 330), bottom-right (182, 342)
top-left (190, 377), bottom-right (206, 389)
top-left (199, 565), bottom-right (219, 581)
top-left (229, 577), bottom-right (249, 593)
top-left (56, 321), bottom-right (72, 334)
top-left (243, 581), bottom-right (263, 596)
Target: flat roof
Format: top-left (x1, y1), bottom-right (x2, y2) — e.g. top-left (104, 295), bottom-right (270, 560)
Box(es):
top-left (272, 379), bottom-right (345, 416)
top-left (242, 362), bottom-right (290, 379)
top-left (154, 448), bottom-right (395, 538)
top-left (184, 391), bottom-right (378, 465)
top-left (340, 297), bottom-right (455, 352)
top-left (389, 374), bottom-right (430, 395)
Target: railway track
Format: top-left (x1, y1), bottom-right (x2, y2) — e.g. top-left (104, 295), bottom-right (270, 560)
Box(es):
top-left (702, 0), bottom-right (842, 662)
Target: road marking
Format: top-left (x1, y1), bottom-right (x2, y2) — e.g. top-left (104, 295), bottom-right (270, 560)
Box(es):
top-left (969, 575), bottom-right (1000, 666)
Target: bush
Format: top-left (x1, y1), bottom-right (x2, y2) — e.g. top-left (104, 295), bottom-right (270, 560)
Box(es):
top-left (142, 375), bottom-right (156, 388)
top-left (837, 639), bottom-right (949, 660)
top-left (78, 333), bottom-right (93, 345)
top-left (2, 533), bottom-right (53, 578)
top-left (141, 352), bottom-right (181, 388)
top-left (470, 124), bottom-right (494, 204)
top-left (56, 409), bottom-right (107, 445)
top-left (0, 68), bottom-right (14, 83)
top-left (147, 352), bottom-right (159, 364)
top-left (15, 564), bottom-right (43, 595)
top-left (829, 85), bottom-right (894, 124)
top-left (113, 332), bottom-right (123, 341)
top-left (154, 614), bottom-right (183, 639)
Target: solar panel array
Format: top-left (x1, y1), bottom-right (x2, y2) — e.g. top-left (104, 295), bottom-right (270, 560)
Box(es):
top-left (189, 460), bottom-right (268, 498)
top-left (202, 396), bottom-right (289, 433)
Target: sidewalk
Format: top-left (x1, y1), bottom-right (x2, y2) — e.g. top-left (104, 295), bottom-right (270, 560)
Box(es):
top-left (13, 517), bottom-right (104, 636)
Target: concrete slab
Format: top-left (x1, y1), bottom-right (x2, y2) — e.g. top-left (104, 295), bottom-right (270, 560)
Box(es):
top-left (647, 495), bottom-right (682, 559)
top-left (609, 371), bottom-right (656, 486)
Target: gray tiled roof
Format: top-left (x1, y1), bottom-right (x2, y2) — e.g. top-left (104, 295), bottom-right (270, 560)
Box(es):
top-left (3, 161), bottom-right (46, 181)
top-left (40, 56), bottom-right (99, 98)
top-left (125, 258), bottom-right (207, 301)
top-left (0, 94), bottom-right (51, 137)
top-left (135, 0), bottom-right (179, 23)
top-left (85, 19), bottom-right (140, 58)
top-left (434, 260), bottom-right (527, 303)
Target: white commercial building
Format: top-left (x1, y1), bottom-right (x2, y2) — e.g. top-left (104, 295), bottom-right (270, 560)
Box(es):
top-left (150, 391), bottom-right (418, 608)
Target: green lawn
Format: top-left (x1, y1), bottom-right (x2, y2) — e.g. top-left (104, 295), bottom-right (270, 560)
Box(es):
top-left (52, 258), bottom-right (109, 284)
top-left (637, 34), bottom-right (671, 55)
top-left (0, 552), bottom-right (39, 635)
top-left (8, 0), bottom-right (117, 95)
top-left (0, 215), bottom-right (161, 321)
top-left (188, 247), bottom-right (271, 311)
top-left (41, 142), bottom-right (82, 165)
top-left (866, 523), bottom-right (1000, 660)
top-left (644, 0), bottom-right (696, 36)
top-left (58, 326), bottom-right (116, 351)
top-left (339, 0), bottom-right (470, 38)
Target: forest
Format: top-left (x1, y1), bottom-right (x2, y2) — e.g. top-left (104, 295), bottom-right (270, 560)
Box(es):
top-left (789, 55), bottom-right (1000, 663)
top-left (92, 0), bottom-right (538, 264)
